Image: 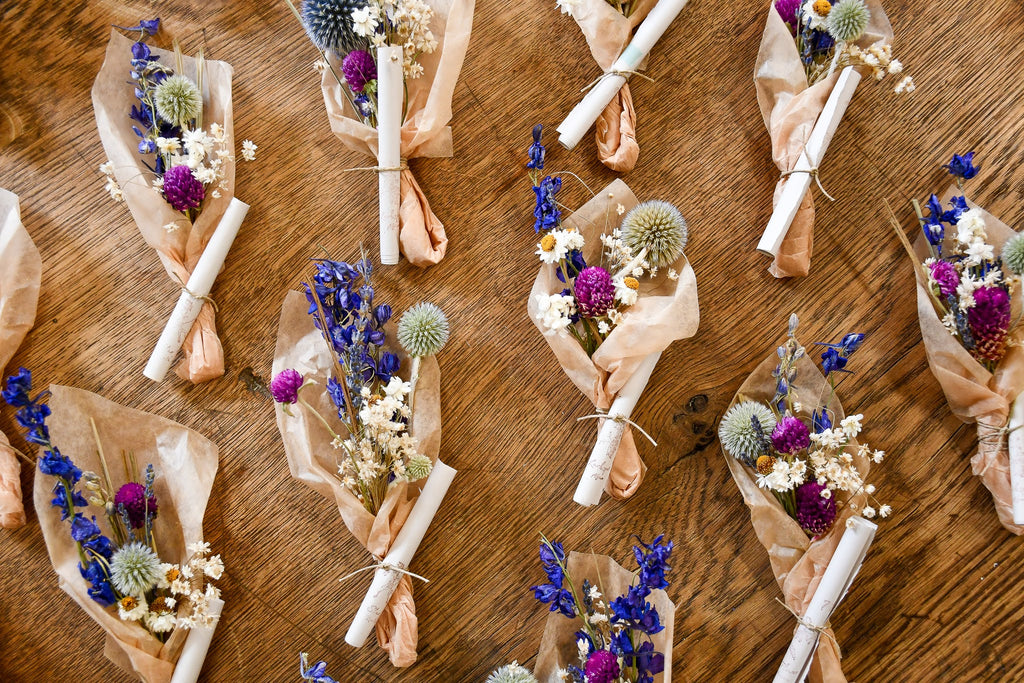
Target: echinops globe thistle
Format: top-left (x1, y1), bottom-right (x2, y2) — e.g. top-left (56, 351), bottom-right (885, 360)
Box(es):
top-left (486, 663), bottom-right (539, 683)
top-left (301, 0), bottom-right (369, 54)
top-left (153, 74), bottom-right (202, 128)
top-left (110, 542), bottom-right (163, 596)
top-left (1002, 233), bottom-right (1024, 275)
top-left (621, 200), bottom-right (688, 268)
top-left (827, 0), bottom-right (870, 42)
top-left (405, 453), bottom-right (433, 481)
top-left (398, 303), bottom-right (450, 357)
top-left (719, 401), bottom-right (777, 466)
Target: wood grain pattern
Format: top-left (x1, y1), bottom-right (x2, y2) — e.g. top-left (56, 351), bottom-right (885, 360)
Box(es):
top-left (1, 0), bottom-right (1023, 680)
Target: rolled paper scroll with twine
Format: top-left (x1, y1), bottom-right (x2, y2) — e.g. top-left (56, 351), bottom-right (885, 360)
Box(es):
top-left (0, 189), bottom-right (41, 528)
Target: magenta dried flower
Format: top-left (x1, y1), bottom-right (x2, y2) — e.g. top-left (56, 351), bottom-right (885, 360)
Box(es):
top-left (342, 49), bottom-right (377, 93)
top-left (574, 266), bottom-right (615, 318)
top-left (271, 369), bottom-right (304, 404)
top-left (794, 480), bottom-right (836, 535)
top-left (114, 482), bottom-right (158, 529)
top-left (928, 260), bottom-right (959, 298)
top-left (584, 649), bottom-right (621, 683)
top-left (162, 164), bottom-right (205, 213)
top-left (968, 285), bottom-right (1011, 364)
top-left (775, 0), bottom-right (802, 33)
top-left (770, 416), bottom-right (811, 454)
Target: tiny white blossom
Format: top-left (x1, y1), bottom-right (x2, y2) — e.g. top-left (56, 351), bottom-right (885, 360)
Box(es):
top-left (241, 139), bottom-right (257, 161)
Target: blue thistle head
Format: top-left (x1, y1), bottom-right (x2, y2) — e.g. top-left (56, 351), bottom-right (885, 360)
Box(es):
top-left (301, 0), bottom-right (370, 55)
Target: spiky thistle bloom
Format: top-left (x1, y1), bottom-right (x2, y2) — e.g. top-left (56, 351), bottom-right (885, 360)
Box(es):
top-left (162, 165), bottom-right (204, 212)
top-left (113, 482), bottom-right (158, 529)
top-left (153, 74), bottom-right (202, 128)
top-left (927, 260), bottom-right (960, 297)
top-left (1002, 233), bottom-right (1024, 275)
top-left (719, 401), bottom-right (777, 466)
top-left (270, 369), bottom-right (304, 404)
top-left (621, 200), bottom-right (688, 268)
top-left (301, 0), bottom-right (369, 54)
top-left (794, 480), bottom-right (836, 535)
top-left (574, 266), bottom-right (615, 318)
top-left (486, 662), bottom-right (538, 683)
top-left (398, 303), bottom-right (450, 357)
top-left (771, 416), bottom-right (811, 454)
top-left (827, 0), bottom-right (870, 42)
top-left (967, 286), bottom-right (1011, 364)
top-left (110, 542), bottom-right (163, 596)
top-left (584, 650), bottom-right (621, 683)
top-left (405, 453), bottom-right (433, 481)
top-left (342, 49), bottom-right (376, 93)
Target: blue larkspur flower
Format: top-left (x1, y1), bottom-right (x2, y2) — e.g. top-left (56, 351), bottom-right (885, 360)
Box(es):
top-left (116, 18), bottom-right (161, 35)
top-left (942, 196), bottom-right (969, 224)
top-left (79, 561), bottom-right (117, 606)
top-left (38, 448), bottom-right (82, 484)
top-left (527, 124), bottom-right (545, 170)
top-left (533, 176), bottom-right (562, 232)
top-left (812, 408), bottom-right (832, 433)
top-left (609, 583), bottom-right (663, 635)
top-left (2, 368), bottom-right (33, 407)
top-left (634, 535), bottom-right (673, 590)
top-left (69, 514), bottom-right (102, 542)
top-left (300, 654), bottom-right (338, 683)
top-left (52, 483), bottom-right (88, 518)
top-left (815, 333), bottom-right (865, 375)
top-left (944, 152), bottom-right (979, 180)
top-left (532, 582), bottom-right (576, 617)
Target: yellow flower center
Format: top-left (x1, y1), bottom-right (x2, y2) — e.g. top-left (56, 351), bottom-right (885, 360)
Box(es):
top-left (119, 596), bottom-right (138, 611)
top-left (540, 234), bottom-right (556, 252)
top-left (165, 567), bottom-right (181, 583)
top-left (812, 0), bottom-right (831, 16)
top-left (150, 597), bottom-right (171, 614)
top-left (756, 455), bottom-right (776, 475)
top-left (623, 276), bottom-right (640, 290)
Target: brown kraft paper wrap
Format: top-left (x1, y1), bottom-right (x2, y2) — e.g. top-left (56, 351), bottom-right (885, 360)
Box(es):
top-left (534, 551), bottom-right (676, 682)
top-left (34, 384), bottom-right (219, 682)
top-left (93, 30), bottom-right (238, 383)
top-left (528, 179), bottom-right (699, 500)
top-left (754, 1), bottom-right (891, 278)
top-left (912, 193), bottom-right (1024, 535)
top-left (273, 290), bottom-right (442, 666)
top-left (320, 0), bottom-right (475, 267)
top-left (723, 348), bottom-right (870, 683)
top-left (0, 189), bottom-right (41, 528)
top-left (569, 0), bottom-right (656, 172)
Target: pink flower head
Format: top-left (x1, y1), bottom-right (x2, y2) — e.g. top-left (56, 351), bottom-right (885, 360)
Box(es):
top-left (114, 481), bottom-right (158, 529)
top-left (928, 260), bottom-right (960, 298)
top-left (342, 50), bottom-right (377, 93)
top-left (584, 649), bottom-right (621, 683)
top-left (795, 480), bottom-right (837, 535)
top-left (770, 416), bottom-right (811, 454)
top-left (574, 266), bottom-right (615, 318)
top-left (162, 164), bottom-right (205, 213)
top-left (271, 369), bottom-right (304, 404)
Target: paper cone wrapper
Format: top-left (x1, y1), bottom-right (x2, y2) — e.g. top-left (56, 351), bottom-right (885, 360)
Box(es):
top-left (534, 551), bottom-right (676, 682)
top-left (723, 345), bottom-right (871, 683)
top-left (320, 0), bottom-right (475, 267)
top-left (0, 189), bottom-right (41, 528)
top-left (34, 385), bottom-right (220, 682)
top-left (528, 179), bottom-right (699, 503)
top-left (273, 290), bottom-right (444, 667)
top-left (93, 30), bottom-right (239, 383)
top-left (753, 1), bottom-right (891, 278)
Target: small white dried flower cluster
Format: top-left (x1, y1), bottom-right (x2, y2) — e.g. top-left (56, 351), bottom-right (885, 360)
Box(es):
top-left (757, 457), bottom-right (808, 492)
top-left (154, 124), bottom-right (234, 199)
top-left (352, 0), bottom-right (437, 79)
top-left (808, 415), bottom-right (889, 519)
top-left (536, 228), bottom-right (584, 265)
top-left (534, 292), bottom-right (577, 333)
top-left (843, 43), bottom-right (914, 93)
top-left (99, 162), bottom-right (124, 202)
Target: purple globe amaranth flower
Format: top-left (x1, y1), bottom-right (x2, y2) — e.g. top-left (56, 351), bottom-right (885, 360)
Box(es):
top-left (114, 481), bottom-right (158, 529)
top-left (574, 266), bottom-right (615, 318)
top-left (775, 0), bottom-right (801, 32)
top-left (342, 49), bottom-right (376, 93)
top-left (968, 286), bottom-right (1011, 364)
top-left (928, 260), bottom-right (960, 298)
top-left (162, 164), bottom-right (204, 212)
top-left (770, 416), bottom-right (811, 454)
top-left (794, 480), bottom-right (836, 535)
top-left (584, 650), bottom-right (621, 683)
top-left (271, 369), bottom-right (304, 404)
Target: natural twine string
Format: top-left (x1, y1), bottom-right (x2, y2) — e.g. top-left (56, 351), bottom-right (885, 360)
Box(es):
top-left (774, 597), bottom-right (839, 649)
top-left (338, 555), bottom-right (430, 585)
top-left (581, 69), bottom-right (655, 93)
top-left (977, 421), bottom-right (1019, 448)
top-left (340, 158), bottom-right (409, 174)
top-left (577, 408), bottom-right (658, 446)
top-left (172, 273), bottom-right (219, 312)
top-left (780, 167), bottom-right (835, 202)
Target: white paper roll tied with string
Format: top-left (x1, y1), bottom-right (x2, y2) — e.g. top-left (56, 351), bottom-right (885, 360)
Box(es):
top-left (556, 0), bottom-right (689, 150)
top-left (773, 516), bottom-right (877, 683)
top-left (1008, 395), bottom-right (1024, 525)
top-left (573, 350), bottom-right (661, 506)
top-left (143, 198), bottom-right (249, 382)
top-left (757, 66), bottom-right (861, 258)
top-left (376, 45), bottom-right (403, 266)
top-left (344, 460), bottom-right (457, 648)
top-left (169, 597), bottom-right (224, 683)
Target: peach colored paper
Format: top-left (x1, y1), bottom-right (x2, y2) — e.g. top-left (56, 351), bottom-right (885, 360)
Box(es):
top-left (0, 189), bottom-right (41, 529)
top-left (93, 30), bottom-right (238, 383)
top-left (528, 179), bottom-right (699, 500)
top-left (723, 348), bottom-right (870, 683)
top-left (273, 290), bottom-right (442, 667)
top-left (568, 0), bottom-right (656, 172)
top-left (34, 384), bottom-right (219, 682)
top-left (534, 551), bottom-right (675, 682)
top-left (320, 0), bottom-right (475, 267)
top-left (754, 1), bottom-right (891, 278)
top-left (912, 195), bottom-right (1024, 535)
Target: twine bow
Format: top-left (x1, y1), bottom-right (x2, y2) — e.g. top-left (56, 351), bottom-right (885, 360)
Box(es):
top-left (780, 167), bottom-right (835, 202)
top-left (172, 273), bottom-right (219, 312)
top-left (581, 69), bottom-right (656, 93)
top-left (775, 597), bottom-right (839, 649)
top-left (340, 157), bottom-right (410, 174)
top-left (978, 421), bottom-right (1019, 448)
top-left (577, 408), bottom-right (658, 446)
top-left (338, 554), bottom-right (431, 585)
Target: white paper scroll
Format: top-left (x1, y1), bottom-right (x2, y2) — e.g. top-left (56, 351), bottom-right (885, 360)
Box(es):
top-left (773, 516), bottom-right (877, 683)
top-left (757, 66), bottom-right (861, 258)
top-left (344, 460), bottom-right (457, 648)
top-left (376, 45), bottom-right (403, 266)
top-left (143, 198), bottom-right (249, 382)
top-left (573, 350), bottom-right (661, 507)
top-left (556, 0), bottom-right (689, 150)
top-left (1008, 395), bottom-right (1024, 525)
top-left (169, 597), bottom-right (224, 683)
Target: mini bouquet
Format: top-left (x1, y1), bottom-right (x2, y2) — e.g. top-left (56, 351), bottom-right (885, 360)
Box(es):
top-left (2, 372), bottom-right (223, 683)
top-left (289, 0), bottom-right (474, 266)
top-left (719, 316), bottom-right (888, 682)
top-left (272, 254), bottom-right (454, 666)
top-left (0, 189), bottom-right (41, 528)
top-left (93, 19), bottom-right (255, 383)
top-left (554, 0), bottom-right (689, 172)
top-left (527, 535), bottom-right (675, 682)
top-left (895, 152), bottom-right (1024, 533)
top-left (755, 0), bottom-right (912, 277)
top-left (526, 125), bottom-right (699, 506)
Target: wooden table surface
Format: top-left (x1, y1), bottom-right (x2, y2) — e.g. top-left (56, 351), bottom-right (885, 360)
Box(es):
top-left (2, 0), bottom-right (1023, 681)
